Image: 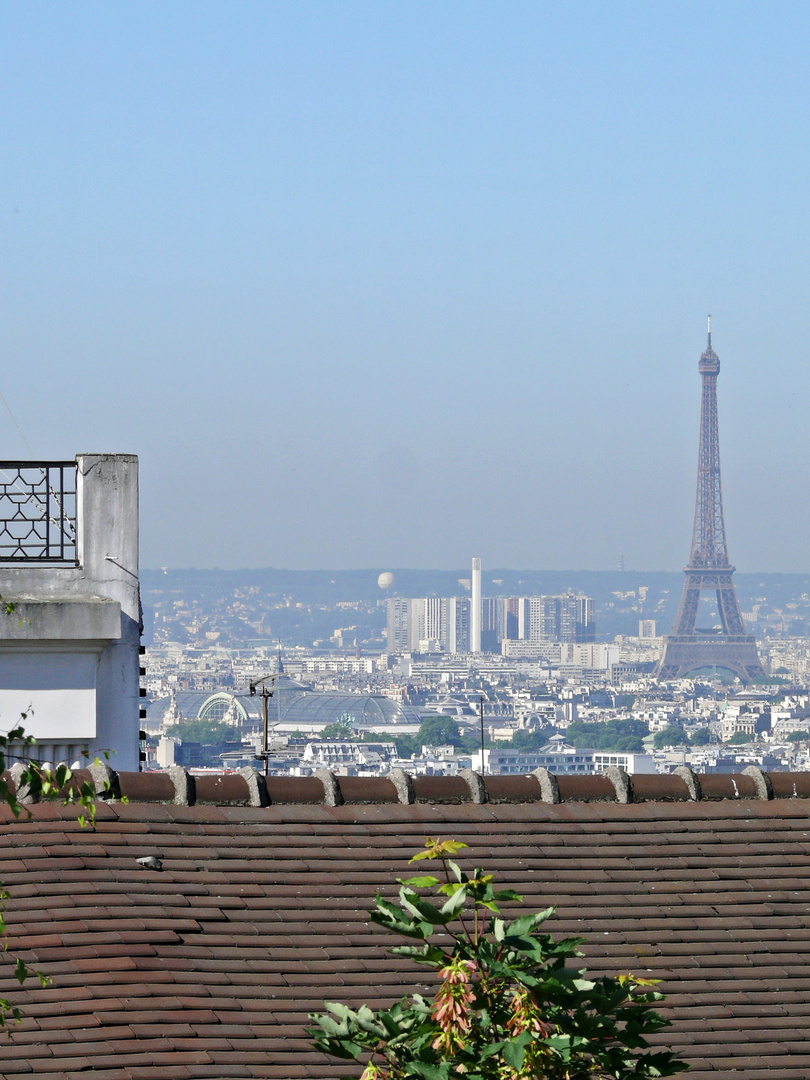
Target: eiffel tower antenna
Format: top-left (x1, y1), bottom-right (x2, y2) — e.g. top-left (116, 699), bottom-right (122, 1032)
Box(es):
top-left (655, 324), bottom-right (763, 681)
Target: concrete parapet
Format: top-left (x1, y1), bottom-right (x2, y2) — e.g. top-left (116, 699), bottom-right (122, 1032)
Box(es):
top-left (461, 768), bottom-right (487, 803)
top-left (532, 767), bottom-right (561, 804)
top-left (742, 765), bottom-right (774, 801)
top-left (168, 764), bottom-right (194, 805)
top-left (604, 766), bottom-right (632, 803)
top-left (387, 768), bottom-right (415, 804)
top-left (315, 769), bottom-right (343, 807)
top-left (673, 766), bottom-right (702, 801)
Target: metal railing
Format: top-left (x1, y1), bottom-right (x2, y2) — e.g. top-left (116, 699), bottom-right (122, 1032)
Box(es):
top-left (0, 462), bottom-right (77, 563)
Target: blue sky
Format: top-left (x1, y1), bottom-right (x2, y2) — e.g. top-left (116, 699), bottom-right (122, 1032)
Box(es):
top-left (1, 1), bottom-right (809, 571)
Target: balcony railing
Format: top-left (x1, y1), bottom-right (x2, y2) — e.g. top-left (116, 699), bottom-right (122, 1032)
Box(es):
top-left (0, 462), bottom-right (77, 563)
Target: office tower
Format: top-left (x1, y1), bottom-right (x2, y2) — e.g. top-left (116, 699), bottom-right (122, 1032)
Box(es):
top-left (386, 596), bottom-right (469, 654)
top-left (386, 598), bottom-right (410, 654)
top-left (481, 597), bottom-right (503, 652)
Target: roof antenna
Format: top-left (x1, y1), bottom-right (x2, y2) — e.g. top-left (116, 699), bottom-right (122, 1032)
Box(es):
top-left (707, 314), bottom-right (712, 349)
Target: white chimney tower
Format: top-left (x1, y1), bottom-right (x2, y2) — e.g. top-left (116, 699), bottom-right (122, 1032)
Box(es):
top-left (470, 556), bottom-right (482, 653)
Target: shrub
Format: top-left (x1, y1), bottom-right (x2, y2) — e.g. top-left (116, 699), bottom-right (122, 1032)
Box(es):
top-left (310, 838), bottom-right (689, 1079)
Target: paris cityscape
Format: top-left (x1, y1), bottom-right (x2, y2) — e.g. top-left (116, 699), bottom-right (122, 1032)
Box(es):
top-left (139, 326), bottom-right (810, 779)
top-left (6, 7), bottom-right (810, 1076)
top-left (140, 564), bottom-right (810, 779)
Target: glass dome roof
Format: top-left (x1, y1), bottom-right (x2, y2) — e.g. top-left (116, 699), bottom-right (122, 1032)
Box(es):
top-left (146, 680), bottom-right (422, 730)
top-left (278, 692), bottom-right (422, 727)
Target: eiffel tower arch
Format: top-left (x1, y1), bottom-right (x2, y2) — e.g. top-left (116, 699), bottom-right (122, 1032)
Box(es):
top-left (655, 320), bottom-right (764, 682)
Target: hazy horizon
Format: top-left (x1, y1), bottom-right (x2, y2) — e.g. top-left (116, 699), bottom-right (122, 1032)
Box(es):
top-left (141, 564), bottom-right (810, 578)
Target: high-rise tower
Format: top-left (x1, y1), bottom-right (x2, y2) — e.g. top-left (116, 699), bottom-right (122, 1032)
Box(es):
top-left (655, 320), bottom-right (764, 681)
top-left (470, 557), bottom-right (482, 652)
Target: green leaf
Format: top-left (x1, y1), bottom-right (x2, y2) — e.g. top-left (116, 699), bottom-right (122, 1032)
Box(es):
top-left (391, 944), bottom-right (451, 967)
top-left (409, 839), bottom-right (468, 863)
top-left (439, 884), bottom-right (468, 918)
top-left (410, 1061), bottom-right (452, 1080)
top-left (373, 894), bottom-right (408, 919)
top-left (505, 907), bottom-right (556, 938)
top-left (401, 875), bottom-right (440, 889)
top-left (545, 1032), bottom-right (574, 1054)
top-left (336, 1039), bottom-right (365, 1058)
top-left (492, 888), bottom-right (524, 903)
top-left (501, 1030), bottom-right (533, 1071)
top-left (371, 895), bottom-right (429, 937)
top-left (479, 1039), bottom-right (506, 1059)
top-left (399, 889), bottom-right (452, 926)
top-left (354, 1004), bottom-right (386, 1037)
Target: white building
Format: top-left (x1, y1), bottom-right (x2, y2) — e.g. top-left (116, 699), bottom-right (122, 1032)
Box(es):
top-left (472, 745), bottom-right (656, 775)
top-left (388, 591), bottom-right (594, 657)
top-left (387, 596), bottom-right (470, 654)
top-left (0, 454), bottom-right (140, 769)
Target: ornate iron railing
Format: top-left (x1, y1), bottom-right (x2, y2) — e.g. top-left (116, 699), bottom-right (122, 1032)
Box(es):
top-left (0, 462), bottom-right (77, 563)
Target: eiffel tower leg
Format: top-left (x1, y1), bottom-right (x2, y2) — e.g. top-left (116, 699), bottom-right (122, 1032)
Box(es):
top-left (716, 585), bottom-right (745, 636)
top-left (672, 582), bottom-right (701, 635)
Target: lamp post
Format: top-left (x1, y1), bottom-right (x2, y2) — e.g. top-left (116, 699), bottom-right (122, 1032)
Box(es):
top-left (479, 696), bottom-right (486, 775)
top-left (249, 674), bottom-right (279, 778)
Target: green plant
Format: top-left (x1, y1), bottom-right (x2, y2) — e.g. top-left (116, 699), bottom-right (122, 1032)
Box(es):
top-left (310, 839), bottom-right (689, 1079)
top-left (0, 721), bottom-right (112, 1025)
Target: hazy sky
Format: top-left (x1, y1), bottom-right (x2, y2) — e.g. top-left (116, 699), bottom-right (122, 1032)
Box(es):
top-left (2, 2), bottom-right (809, 572)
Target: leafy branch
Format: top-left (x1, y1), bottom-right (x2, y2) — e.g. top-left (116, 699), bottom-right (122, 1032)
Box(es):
top-left (310, 837), bottom-right (689, 1079)
top-left (0, 721), bottom-right (117, 1025)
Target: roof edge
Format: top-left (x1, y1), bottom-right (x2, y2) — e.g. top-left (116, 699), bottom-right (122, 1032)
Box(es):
top-left (5, 765), bottom-right (810, 807)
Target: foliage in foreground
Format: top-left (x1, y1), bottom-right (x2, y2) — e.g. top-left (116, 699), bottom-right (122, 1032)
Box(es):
top-left (310, 839), bottom-right (689, 1080)
top-left (0, 723), bottom-right (108, 1026)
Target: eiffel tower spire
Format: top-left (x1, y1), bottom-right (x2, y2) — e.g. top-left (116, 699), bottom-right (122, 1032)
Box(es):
top-left (656, 324), bottom-right (763, 681)
top-left (689, 315), bottom-right (729, 573)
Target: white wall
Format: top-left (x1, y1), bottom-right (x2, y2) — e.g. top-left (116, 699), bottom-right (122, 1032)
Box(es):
top-left (0, 454), bottom-right (140, 769)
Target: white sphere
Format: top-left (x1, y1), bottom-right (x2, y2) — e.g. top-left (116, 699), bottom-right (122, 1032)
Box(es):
top-left (377, 571), bottom-right (395, 590)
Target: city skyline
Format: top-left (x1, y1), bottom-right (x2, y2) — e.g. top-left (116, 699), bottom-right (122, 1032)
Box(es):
top-left (2, 3), bottom-right (809, 571)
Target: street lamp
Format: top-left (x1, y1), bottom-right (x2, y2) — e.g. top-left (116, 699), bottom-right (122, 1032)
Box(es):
top-left (249, 673), bottom-right (280, 777)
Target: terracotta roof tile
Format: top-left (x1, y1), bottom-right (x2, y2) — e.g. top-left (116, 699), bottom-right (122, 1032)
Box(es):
top-left (1, 770), bottom-right (810, 1077)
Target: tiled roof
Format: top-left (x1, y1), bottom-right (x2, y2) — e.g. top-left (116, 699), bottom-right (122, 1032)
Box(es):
top-left (1, 767), bottom-right (810, 1078)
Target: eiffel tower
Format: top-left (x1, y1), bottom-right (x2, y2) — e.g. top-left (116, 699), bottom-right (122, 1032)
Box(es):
top-left (655, 319), bottom-right (764, 681)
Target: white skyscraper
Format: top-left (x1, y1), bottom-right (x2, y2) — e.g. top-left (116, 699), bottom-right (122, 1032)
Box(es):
top-left (470, 556), bottom-right (482, 653)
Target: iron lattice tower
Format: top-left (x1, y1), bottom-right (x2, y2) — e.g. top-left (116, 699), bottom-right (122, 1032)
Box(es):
top-left (656, 320), bottom-right (764, 681)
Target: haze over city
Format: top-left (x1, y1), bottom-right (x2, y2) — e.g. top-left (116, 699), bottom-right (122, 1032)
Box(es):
top-left (2, 2), bottom-right (809, 571)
